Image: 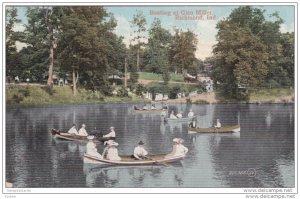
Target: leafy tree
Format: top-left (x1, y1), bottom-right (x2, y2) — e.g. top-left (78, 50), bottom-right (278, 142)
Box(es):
top-left (130, 11), bottom-right (147, 72)
top-left (169, 29), bottom-right (198, 74)
top-left (6, 7), bottom-right (22, 79)
top-left (58, 6), bottom-right (117, 96)
top-left (143, 18), bottom-right (172, 84)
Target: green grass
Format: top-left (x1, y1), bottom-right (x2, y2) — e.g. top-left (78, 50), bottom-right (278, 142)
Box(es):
top-left (249, 88), bottom-right (294, 102)
top-left (138, 72), bottom-right (184, 82)
top-left (6, 84), bottom-right (145, 106)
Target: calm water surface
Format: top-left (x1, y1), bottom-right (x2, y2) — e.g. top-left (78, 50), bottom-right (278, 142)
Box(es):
top-left (6, 103), bottom-right (294, 188)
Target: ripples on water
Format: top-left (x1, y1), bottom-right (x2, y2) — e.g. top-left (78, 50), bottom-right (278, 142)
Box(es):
top-left (6, 103), bottom-right (294, 188)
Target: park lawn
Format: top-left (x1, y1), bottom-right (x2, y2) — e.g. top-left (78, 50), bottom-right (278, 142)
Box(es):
top-left (249, 88), bottom-right (294, 102)
top-left (5, 84), bottom-right (143, 106)
top-left (138, 72), bottom-right (184, 82)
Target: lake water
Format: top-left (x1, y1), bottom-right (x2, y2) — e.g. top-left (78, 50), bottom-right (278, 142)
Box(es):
top-left (5, 103), bottom-right (294, 188)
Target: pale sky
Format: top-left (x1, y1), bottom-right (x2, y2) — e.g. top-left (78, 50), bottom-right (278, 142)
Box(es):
top-left (13, 5), bottom-right (295, 60)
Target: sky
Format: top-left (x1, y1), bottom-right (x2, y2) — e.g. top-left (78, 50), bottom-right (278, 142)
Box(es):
top-left (12, 5), bottom-right (295, 60)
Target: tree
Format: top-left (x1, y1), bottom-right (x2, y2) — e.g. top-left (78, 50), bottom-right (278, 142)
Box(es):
top-left (130, 11), bottom-right (147, 72)
top-left (6, 7), bottom-right (21, 79)
top-left (143, 18), bottom-right (172, 84)
top-left (169, 29), bottom-right (198, 74)
top-left (58, 6), bottom-right (117, 96)
top-left (212, 6), bottom-right (294, 99)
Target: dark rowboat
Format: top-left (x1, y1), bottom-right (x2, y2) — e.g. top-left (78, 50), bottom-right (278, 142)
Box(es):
top-left (83, 153), bottom-right (186, 166)
top-left (51, 129), bottom-right (115, 142)
top-left (132, 109), bottom-right (166, 113)
top-left (188, 124), bottom-right (240, 134)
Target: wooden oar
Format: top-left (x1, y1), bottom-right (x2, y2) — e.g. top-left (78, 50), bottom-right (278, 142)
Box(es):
top-left (145, 156), bottom-right (169, 167)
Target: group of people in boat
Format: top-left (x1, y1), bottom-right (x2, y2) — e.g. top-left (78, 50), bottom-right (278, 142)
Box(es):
top-left (168, 109), bottom-right (195, 119)
top-left (86, 137), bottom-right (188, 161)
top-left (67, 124), bottom-right (116, 139)
top-left (189, 118), bottom-right (222, 128)
top-left (134, 103), bottom-right (168, 111)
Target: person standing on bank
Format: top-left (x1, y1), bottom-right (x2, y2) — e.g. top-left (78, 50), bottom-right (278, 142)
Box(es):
top-left (133, 141), bottom-right (148, 160)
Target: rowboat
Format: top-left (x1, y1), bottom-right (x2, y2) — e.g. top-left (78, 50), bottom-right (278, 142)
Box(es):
top-left (188, 124), bottom-right (240, 134)
top-left (83, 153), bottom-right (186, 166)
top-left (164, 117), bottom-right (195, 123)
top-left (51, 129), bottom-right (115, 142)
top-left (132, 109), bottom-right (167, 113)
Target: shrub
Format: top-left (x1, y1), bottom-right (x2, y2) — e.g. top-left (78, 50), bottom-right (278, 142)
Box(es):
top-left (117, 87), bottom-right (129, 97)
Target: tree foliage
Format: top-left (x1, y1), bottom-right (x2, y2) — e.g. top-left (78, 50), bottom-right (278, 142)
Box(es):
top-left (212, 6), bottom-right (294, 99)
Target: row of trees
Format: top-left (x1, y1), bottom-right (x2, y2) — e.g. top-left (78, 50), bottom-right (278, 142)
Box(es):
top-left (210, 6), bottom-right (294, 99)
top-left (6, 6), bottom-right (199, 96)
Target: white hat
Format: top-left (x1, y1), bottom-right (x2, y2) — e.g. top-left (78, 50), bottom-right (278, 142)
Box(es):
top-left (178, 138), bottom-right (184, 143)
top-left (110, 126), bottom-right (114, 130)
top-left (87, 135), bottom-right (94, 140)
top-left (111, 141), bottom-right (119, 147)
top-left (173, 138), bottom-right (180, 143)
top-left (82, 124), bottom-right (86, 127)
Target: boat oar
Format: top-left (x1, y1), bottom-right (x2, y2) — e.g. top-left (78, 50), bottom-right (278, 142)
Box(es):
top-left (145, 156), bottom-right (169, 167)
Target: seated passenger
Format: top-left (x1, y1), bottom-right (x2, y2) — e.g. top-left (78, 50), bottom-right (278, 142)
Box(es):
top-left (142, 104), bottom-right (148, 110)
top-left (170, 111), bottom-right (177, 119)
top-left (176, 111), bottom-right (183, 119)
top-left (173, 138), bottom-right (188, 156)
top-left (151, 104), bottom-right (156, 110)
top-left (103, 126), bottom-right (116, 138)
top-left (214, 119), bottom-right (221, 128)
top-left (68, 124), bottom-right (78, 135)
top-left (86, 135), bottom-right (102, 159)
top-left (78, 124), bottom-right (88, 136)
top-left (133, 141), bottom-right (148, 160)
top-left (106, 141), bottom-right (121, 161)
top-left (188, 109), bottom-right (194, 118)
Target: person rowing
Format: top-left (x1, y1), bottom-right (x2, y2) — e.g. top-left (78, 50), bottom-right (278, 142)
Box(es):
top-left (103, 126), bottom-right (116, 139)
top-left (133, 105), bottom-right (140, 110)
top-left (133, 141), bottom-right (148, 160)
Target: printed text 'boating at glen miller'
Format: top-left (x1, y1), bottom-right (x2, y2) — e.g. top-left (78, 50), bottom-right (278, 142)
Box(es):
top-left (149, 10), bottom-right (216, 20)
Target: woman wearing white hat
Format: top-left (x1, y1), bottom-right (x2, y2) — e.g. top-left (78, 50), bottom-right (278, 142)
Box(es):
top-left (86, 135), bottom-right (102, 159)
top-left (165, 138), bottom-right (180, 158)
top-left (214, 119), bottom-right (221, 128)
top-left (176, 111), bottom-right (183, 119)
top-left (78, 124), bottom-right (88, 136)
top-left (106, 141), bottom-right (121, 161)
top-left (173, 138), bottom-right (188, 156)
top-left (103, 126), bottom-right (116, 138)
top-left (188, 109), bottom-right (194, 118)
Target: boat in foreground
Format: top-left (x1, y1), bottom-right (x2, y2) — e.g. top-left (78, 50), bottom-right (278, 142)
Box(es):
top-left (188, 124), bottom-right (240, 134)
top-left (83, 153), bottom-right (185, 166)
top-left (51, 129), bottom-right (115, 142)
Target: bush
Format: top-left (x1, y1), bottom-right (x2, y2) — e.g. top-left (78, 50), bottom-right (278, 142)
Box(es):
top-left (169, 86), bottom-right (181, 99)
top-left (194, 99), bottom-right (209, 104)
top-left (117, 87), bottom-right (129, 97)
top-left (135, 84), bottom-right (146, 96)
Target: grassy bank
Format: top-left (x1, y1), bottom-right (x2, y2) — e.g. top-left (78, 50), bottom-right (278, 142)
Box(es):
top-left (138, 72), bottom-right (184, 82)
top-left (6, 84), bottom-right (144, 106)
top-left (249, 88), bottom-right (294, 103)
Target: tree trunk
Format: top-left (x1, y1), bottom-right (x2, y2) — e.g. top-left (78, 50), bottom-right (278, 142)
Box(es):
top-left (47, 22), bottom-right (54, 87)
top-left (72, 68), bottom-right (77, 96)
top-left (124, 57), bottom-right (127, 88)
top-left (136, 47), bottom-right (140, 72)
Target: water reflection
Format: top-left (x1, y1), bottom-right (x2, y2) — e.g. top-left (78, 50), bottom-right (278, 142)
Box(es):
top-left (6, 103), bottom-right (294, 188)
